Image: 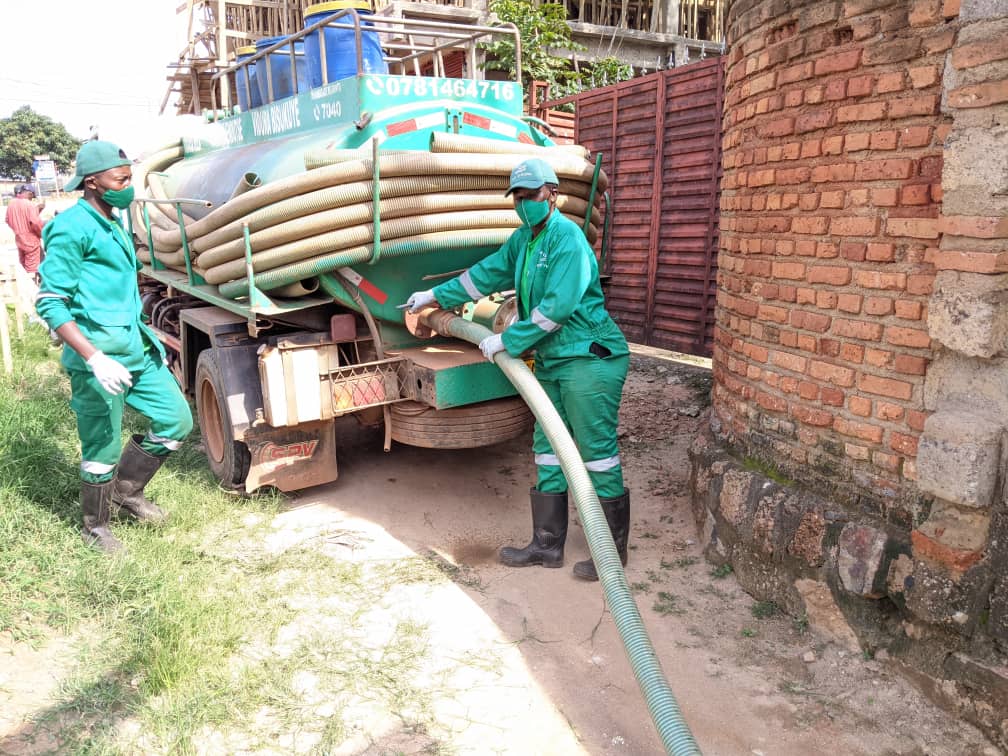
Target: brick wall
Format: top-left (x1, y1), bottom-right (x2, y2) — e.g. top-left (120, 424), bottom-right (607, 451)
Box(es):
top-left (714, 0), bottom-right (956, 516)
top-left (695, 0), bottom-right (1008, 745)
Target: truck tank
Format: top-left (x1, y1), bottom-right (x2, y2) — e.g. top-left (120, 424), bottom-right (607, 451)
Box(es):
top-left (130, 9), bottom-right (609, 493)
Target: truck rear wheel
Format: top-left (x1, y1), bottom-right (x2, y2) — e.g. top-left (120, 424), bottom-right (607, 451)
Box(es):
top-left (195, 350), bottom-right (251, 490)
top-left (390, 396), bottom-right (533, 449)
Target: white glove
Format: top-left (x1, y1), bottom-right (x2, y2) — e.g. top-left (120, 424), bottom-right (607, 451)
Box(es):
top-left (405, 289), bottom-right (437, 313)
top-left (86, 351), bottom-right (133, 395)
top-left (479, 333), bottom-right (506, 361)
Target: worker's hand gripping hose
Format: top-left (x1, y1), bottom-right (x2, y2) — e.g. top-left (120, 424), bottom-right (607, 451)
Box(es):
top-left (414, 307), bottom-right (702, 756)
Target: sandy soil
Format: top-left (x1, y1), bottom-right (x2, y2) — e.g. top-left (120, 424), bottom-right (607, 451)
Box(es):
top-left (1, 346), bottom-right (1000, 755)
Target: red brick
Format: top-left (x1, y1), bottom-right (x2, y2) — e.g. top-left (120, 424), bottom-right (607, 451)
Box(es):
top-left (805, 85), bottom-right (825, 104)
top-left (948, 79), bottom-right (1008, 109)
top-left (886, 217), bottom-right (940, 239)
top-left (758, 118), bottom-right (796, 138)
top-left (953, 37), bottom-right (1008, 70)
top-left (842, 343), bottom-right (865, 363)
top-left (817, 291), bottom-right (838, 309)
top-left (777, 167), bottom-right (812, 184)
top-left (821, 387), bottom-right (845, 406)
top-left (772, 350), bottom-right (808, 373)
top-left (885, 326), bottom-right (931, 348)
top-left (918, 155), bottom-right (943, 179)
top-left (866, 242), bottom-right (895, 261)
top-left (895, 354), bottom-right (928, 374)
top-left (845, 132), bottom-right (871, 151)
top-left (826, 79), bottom-right (848, 101)
top-left (756, 391), bottom-right (787, 412)
top-left (796, 111), bottom-right (834, 133)
top-left (907, 410), bottom-right (928, 432)
top-left (873, 451), bottom-right (902, 472)
top-left (798, 380), bottom-right (819, 400)
top-left (908, 0), bottom-right (942, 24)
top-left (877, 72), bottom-right (905, 93)
top-left (807, 265), bottom-right (852, 285)
top-left (894, 300), bottom-right (923, 320)
top-left (868, 190), bottom-right (898, 210)
top-left (841, 242), bottom-right (867, 261)
top-left (792, 310), bottom-right (832, 332)
top-left (932, 249), bottom-right (1008, 273)
top-left (829, 216), bottom-right (880, 236)
top-left (818, 190), bottom-right (843, 209)
top-left (940, 215), bottom-right (1008, 239)
top-left (809, 360), bottom-right (856, 387)
top-left (834, 417), bottom-right (885, 443)
top-left (797, 333), bottom-right (818, 352)
top-left (856, 159), bottom-right (914, 181)
top-left (837, 101), bottom-right (887, 123)
top-left (900, 126), bottom-right (932, 148)
top-left (834, 319), bottom-right (884, 341)
top-left (876, 402), bottom-right (905, 421)
top-left (812, 163), bottom-right (857, 182)
top-left (847, 74), bottom-right (874, 97)
top-left (849, 396), bottom-right (872, 417)
top-left (792, 216), bottom-right (830, 234)
top-left (870, 130), bottom-right (898, 150)
top-left (780, 61), bottom-right (815, 84)
top-left (820, 338), bottom-right (840, 357)
top-left (814, 49), bottom-right (862, 76)
top-left (906, 274), bottom-right (935, 295)
top-left (900, 183), bottom-right (932, 206)
top-left (865, 348), bottom-right (892, 368)
top-left (791, 404), bottom-right (834, 427)
top-left (801, 139), bottom-right (822, 158)
top-left (911, 530), bottom-right (982, 575)
top-left (890, 95), bottom-right (940, 118)
top-left (858, 373), bottom-right (913, 400)
top-left (758, 304), bottom-right (790, 324)
top-left (909, 65), bottom-right (939, 89)
top-left (772, 261), bottom-right (806, 280)
top-left (822, 135), bottom-right (844, 155)
top-left (838, 293), bottom-right (863, 313)
top-left (855, 271), bottom-right (907, 290)
top-left (817, 242), bottom-right (840, 258)
top-left (864, 296), bottom-right (894, 316)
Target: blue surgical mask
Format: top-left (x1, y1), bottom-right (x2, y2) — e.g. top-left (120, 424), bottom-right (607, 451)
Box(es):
top-left (516, 198), bottom-right (551, 227)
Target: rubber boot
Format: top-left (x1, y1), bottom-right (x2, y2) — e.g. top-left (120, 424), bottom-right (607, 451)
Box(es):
top-left (499, 488), bottom-right (568, 568)
top-left (81, 481), bottom-right (124, 553)
top-left (573, 490), bottom-right (630, 581)
top-left (111, 435), bottom-right (169, 525)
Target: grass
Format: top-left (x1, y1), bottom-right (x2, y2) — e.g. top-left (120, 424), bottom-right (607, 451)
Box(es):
top-left (0, 326), bottom-right (461, 753)
top-left (751, 600), bottom-right (778, 619)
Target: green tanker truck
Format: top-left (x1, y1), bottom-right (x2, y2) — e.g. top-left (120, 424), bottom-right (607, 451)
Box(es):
top-left (130, 7), bottom-right (608, 493)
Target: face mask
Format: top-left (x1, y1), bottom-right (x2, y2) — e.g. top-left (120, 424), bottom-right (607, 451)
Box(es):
top-left (516, 198), bottom-right (551, 228)
top-left (101, 186), bottom-right (135, 209)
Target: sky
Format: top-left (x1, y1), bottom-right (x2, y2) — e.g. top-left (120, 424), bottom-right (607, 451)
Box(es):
top-left (0, 0), bottom-right (189, 155)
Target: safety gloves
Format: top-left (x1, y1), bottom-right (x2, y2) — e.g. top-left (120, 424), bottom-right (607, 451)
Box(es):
top-left (87, 351), bottom-right (133, 395)
top-left (404, 289), bottom-right (437, 313)
top-left (479, 333), bottom-right (505, 361)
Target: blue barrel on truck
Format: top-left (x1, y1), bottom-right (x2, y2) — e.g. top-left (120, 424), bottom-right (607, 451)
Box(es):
top-left (303, 0), bottom-right (388, 86)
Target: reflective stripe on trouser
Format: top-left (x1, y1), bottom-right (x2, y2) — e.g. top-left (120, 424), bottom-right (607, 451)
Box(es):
top-left (532, 352), bottom-right (628, 499)
top-left (70, 351), bottom-right (193, 483)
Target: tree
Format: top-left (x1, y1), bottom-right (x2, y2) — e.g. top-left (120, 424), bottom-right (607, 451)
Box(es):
top-left (0, 106), bottom-right (81, 181)
top-left (482, 0), bottom-right (586, 105)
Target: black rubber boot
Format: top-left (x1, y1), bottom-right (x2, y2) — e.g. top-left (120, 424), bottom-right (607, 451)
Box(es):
top-left (573, 490), bottom-right (630, 581)
top-left (499, 488), bottom-right (568, 568)
top-left (111, 435), bottom-right (169, 525)
top-left (81, 481), bottom-right (124, 553)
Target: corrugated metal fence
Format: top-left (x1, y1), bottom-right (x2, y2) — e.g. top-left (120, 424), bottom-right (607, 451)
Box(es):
top-left (534, 57), bottom-right (724, 357)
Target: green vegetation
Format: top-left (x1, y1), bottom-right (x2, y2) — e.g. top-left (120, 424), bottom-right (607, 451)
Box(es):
top-left (0, 326), bottom-right (466, 752)
top-left (0, 106), bottom-right (80, 181)
top-left (710, 563), bottom-right (733, 579)
top-left (751, 600), bottom-right (778, 619)
top-left (741, 456), bottom-right (793, 486)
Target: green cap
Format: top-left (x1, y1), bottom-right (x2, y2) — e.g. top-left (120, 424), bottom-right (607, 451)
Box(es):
top-left (505, 157), bottom-right (559, 196)
top-left (65, 140), bottom-right (131, 191)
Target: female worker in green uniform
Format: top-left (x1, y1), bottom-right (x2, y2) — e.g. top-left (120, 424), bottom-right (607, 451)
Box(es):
top-left (36, 140), bottom-right (193, 553)
top-left (406, 157), bottom-right (630, 580)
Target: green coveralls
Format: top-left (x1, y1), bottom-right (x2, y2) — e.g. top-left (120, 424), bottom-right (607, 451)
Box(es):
top-left (36, 200), bottom-right (193, 483)
top-left (434, 210), bottom-right (629, 498)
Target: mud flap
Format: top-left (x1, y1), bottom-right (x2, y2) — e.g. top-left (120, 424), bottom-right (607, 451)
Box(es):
top-left (243, 419), bottom-right (337, 492)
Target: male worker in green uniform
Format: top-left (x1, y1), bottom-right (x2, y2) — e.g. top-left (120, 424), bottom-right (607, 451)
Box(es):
top-left (406, 157), bottom-right (630, 580)
top-left (36, 140), bottom-right (193, 553)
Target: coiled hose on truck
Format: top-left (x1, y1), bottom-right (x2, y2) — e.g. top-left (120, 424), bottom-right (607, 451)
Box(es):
top-left (416, 307), bottom-right (701, 756)
top-left (130, 137), bottom-right (606, 297)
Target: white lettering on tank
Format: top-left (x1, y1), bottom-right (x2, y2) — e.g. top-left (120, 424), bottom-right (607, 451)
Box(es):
top-left (251, 99), bottom-right (302, 137)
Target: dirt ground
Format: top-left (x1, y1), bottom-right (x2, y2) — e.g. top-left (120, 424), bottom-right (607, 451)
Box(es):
top-left (1, 346), bottom-right (1001, 755)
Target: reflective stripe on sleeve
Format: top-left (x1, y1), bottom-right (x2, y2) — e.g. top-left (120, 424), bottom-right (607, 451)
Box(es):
top-left (535, 453), bottom-right (561, 467)
top-left (531, 307), bottom-right (560, 333)
top-left (584, 455), bottom-right (621, 472)
top-left (81, 460), bottom-right (115, 474)
top-left (459, 270), bottom-right (483, 301)
top-left (35, 292), bottom-right (68, 302)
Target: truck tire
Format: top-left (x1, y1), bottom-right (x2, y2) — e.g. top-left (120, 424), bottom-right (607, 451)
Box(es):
top-left (390, 396), bottom-right (533, 449)
top-left (195, 350), bottom-right (251, 490)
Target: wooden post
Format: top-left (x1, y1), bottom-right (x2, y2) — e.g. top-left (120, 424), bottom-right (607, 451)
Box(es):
top-left (0, 290), bottom-right (11, 374)
top-left (9, 265), bottom-right (25, 339)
